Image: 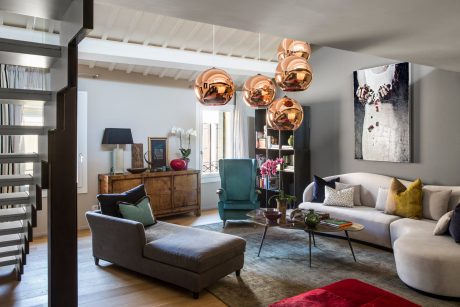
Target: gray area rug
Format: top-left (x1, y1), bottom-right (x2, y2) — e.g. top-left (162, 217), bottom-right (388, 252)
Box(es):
top-left (197, 221), bottom-right (458, 307)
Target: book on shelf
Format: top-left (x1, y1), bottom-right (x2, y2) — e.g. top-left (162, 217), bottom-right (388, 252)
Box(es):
top-left (281, 145), bottom-right (293, 150)
top-left (257, 138), bottom-right (267, 149)
top-left (320, 219), bottom-right (353, 229)
top-left (270, 144), bottom-right (280, 149)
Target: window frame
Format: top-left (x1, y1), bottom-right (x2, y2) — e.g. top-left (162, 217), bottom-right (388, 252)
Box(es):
top-left (196, 103), bottom-right (234, 183)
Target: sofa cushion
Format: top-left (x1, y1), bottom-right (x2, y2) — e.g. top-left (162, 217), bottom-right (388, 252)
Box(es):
top-left (143, 224), bottom-right (246, 273)
top-left (389, 218), bottom-right (436, 246)
top-left (299, 202), bottom-right (400, 248)
top-left (323, 186), bottom-right (354, 208)
top-left (423, 189), bottom-right (452, 221)
top-left (118, 196), bottom-right (156, 226)
top-left (433, 210), bottom-right (453, 235)
top-left (375, 187), bottom-right (389, 211)
top-left (97, 184), bottom-right (146, 217)
top-left (336, 182), bottom-right (362, 206)
top-left (449, 204), bottom-right (460, 243)
top-left (312, 175), bottom-right (340, 203)
top-left (385, 178), bottom-right (423, 219)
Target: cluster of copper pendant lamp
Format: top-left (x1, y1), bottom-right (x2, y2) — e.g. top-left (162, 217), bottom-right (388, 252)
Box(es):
top-left (194, 38), bottom-right (312, 131)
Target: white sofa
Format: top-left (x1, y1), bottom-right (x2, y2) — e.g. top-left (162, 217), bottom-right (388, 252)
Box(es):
top-left (298, 172), bottom-right (460, 297)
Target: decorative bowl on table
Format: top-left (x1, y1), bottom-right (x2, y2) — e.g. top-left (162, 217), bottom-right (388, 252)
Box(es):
top-left (126, 167), bottom-right (147, 174)
top-left (263, 209), bottom-right (282, 225)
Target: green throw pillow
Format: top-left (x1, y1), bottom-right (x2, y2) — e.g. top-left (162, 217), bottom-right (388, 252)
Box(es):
top-left (118, 196), bottom-right (156, 226)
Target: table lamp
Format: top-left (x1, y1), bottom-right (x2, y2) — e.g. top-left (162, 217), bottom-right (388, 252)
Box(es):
top-left (102, 128), bottom-right (133, 174)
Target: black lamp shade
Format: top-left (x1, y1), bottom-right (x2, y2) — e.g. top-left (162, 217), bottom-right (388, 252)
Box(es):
top-left (102, 128), bottom-right (133, 145)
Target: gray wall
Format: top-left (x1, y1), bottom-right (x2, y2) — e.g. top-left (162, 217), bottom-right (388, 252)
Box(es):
top-left (293, 47), bottom-right (460, 186)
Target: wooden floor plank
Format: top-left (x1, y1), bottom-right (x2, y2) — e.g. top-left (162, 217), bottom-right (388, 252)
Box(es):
top-left (0, 210), bottom-right (226, 306)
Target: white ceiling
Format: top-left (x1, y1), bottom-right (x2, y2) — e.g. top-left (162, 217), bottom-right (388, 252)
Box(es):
top-left (97, 0), bottom-right (460, 73)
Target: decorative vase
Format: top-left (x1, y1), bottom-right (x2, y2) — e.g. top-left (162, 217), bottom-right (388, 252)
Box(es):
top-left (304, 209), bottom-right (320, 229)
top-left (170, 159), bottom-right (187, 171)
top-left (287, 135), bottom-right (294, 146)
top-left (276, 199), bottom-right (287, 224)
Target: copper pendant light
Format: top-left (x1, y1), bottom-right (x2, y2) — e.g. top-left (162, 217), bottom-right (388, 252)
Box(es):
top-left (277, 38), bottom-right (311, 61)
top-left (194, 67), bottom-right (235, 106)
top-left (266, 96), bottom-right (303, 131)
top-left (242, 74), bottom-right (276, 108)
top-left (275, 56), bottom-right (313, 92)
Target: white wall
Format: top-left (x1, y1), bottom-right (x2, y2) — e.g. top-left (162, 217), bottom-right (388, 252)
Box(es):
top-left (37, 66), bottom-right (256, 236)
top-left (292, 46), bottom-right (460, 186)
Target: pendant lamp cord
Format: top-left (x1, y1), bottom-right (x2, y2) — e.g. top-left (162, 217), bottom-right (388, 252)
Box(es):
top-left (258, 32), bottom-right (261, 61)
top-left (212, 25), bottom-right (215, 66)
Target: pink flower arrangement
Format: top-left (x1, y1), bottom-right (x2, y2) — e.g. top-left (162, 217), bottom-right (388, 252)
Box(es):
top-left (260, 158), bottom-right (284, 176)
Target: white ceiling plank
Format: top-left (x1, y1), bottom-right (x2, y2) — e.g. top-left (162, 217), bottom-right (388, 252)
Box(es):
top-left (79, 37), bottom-right (277, 76)
top-left (241, 39), bottom-right (260, 59)
top-left (122, 11), bottom-right (143, 43)
top-left (196, 25), bottom-right (219, 53)
top-left (215, 29), bottom-right (237, 52)
top-left (126, 64), bottom-right (135, 73)
top-left (227, 32), bottom-right (253, 56)
top-left (180, 23), bottom-right (203, 50)
top-left (48, 20), bottom-right (55, 33)
top-left (143, 15), bottom-right (164, 46)
top-left (142, 66), bottom-right (152, 76)
top-left (108, 62), bottom-right (117, 71)
top-left (159, 68), bottom-right (168, 78)
top-left (26, 17), bottom-right (35, 30)
top-left (188, 71), bottom-right (198, 82)
top-left (102, 6), bottom-right (121, 40)
top-left (173, 70), bottom-right (183, 80)
top-left (0, 25), bottom-right (59, 45)
top-left (162, 19), bottom-right (185, 48)
top-left (89, 61), bottom-right (96, 69)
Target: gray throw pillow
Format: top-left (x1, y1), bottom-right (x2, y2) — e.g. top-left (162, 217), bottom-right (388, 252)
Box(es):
top-left (423, 189), bottom-right (452, 221)
top-left (433, 210), bottom-right (454, 235)
top-left (375, 187), bottom-right (388, 211)
top-left (336, 182), bottom-right (362, 206)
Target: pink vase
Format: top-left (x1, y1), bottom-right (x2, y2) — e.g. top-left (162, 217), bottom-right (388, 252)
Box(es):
top-left (170, 159), bottom-right (187, 171)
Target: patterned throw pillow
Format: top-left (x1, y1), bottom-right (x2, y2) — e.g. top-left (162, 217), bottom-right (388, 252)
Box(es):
top-left (336, 182), bottom-right (362, 206)
top-left (323, 186), bottom-right (354, 208)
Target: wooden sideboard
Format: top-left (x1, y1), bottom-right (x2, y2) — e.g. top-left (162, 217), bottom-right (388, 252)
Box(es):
top-left (98, 169), bottom-right (201, 218)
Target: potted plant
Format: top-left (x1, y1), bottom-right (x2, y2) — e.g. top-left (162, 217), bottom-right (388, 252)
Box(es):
top-left (261, 158), bottom-right (296, 223)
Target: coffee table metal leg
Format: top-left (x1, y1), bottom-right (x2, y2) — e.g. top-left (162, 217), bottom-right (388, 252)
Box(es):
top-left (312, 232), bottom-right (316, 247)
top-left (345, 230), bottom-right (357, 262)
top-left (258, 225), bottom-right (269, 257)
top-left (308, 231), bottom-right (312, 268)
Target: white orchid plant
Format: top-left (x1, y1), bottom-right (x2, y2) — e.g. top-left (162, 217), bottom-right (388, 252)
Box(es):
top-left (170, 126), bottom-right (197, 161)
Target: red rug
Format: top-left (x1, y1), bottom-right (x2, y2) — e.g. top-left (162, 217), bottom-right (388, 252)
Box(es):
top-left (269, 279), bottom-right (420, 307)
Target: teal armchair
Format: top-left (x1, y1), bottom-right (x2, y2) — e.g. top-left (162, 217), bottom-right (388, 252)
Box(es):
top-left (217, 159), bottom-right (260, 227)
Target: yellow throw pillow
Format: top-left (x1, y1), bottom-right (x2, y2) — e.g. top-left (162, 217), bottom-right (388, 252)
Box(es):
top-left (385, 178), bottom-right (423, 219)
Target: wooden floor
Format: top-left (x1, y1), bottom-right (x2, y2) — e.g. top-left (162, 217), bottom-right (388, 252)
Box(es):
top-left (0, 210), bottom-right (227, 307)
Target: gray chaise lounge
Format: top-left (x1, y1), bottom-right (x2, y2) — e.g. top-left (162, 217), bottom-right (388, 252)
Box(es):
top-left (86, 211), bottom-right (246, 298)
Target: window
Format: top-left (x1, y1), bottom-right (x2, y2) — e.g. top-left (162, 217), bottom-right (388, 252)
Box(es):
top-left (198, 105), bottom-right (234, 180)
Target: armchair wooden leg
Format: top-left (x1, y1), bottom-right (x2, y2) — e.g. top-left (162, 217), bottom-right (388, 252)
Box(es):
top-left (222, 220), bottom-right (226, 228)
top-left (236, 269), bottom-right (241, 277)
top-left (94, 257), bottom-right (99, 266)
top-left (192, 292), bottom-right (199, 299)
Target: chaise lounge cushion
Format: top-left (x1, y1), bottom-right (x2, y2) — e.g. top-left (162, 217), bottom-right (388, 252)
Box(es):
top-left (143, 223), bottom-right (246, 273)
top-left (299, 202), bottom-right (401, 248)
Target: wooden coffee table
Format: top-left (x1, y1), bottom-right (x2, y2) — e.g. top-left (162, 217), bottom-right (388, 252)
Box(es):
top-left (247, 209), bottom-right (364, 267)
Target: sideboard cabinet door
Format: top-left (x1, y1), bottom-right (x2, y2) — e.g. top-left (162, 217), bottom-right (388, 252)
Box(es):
top-left (144, 176), bottom-right (172, 214)
top-left (173, 174), bottom-right (198, 208)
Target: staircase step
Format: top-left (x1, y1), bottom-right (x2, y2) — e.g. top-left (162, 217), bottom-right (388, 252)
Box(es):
top-left (0, 88), bottom-right (52, 105)
top-left (0, 234), bottom-right (22, 248)
top-left (0, 174), bottom-right (34, 187)
top-left (0, 246), bottom-right (21, 258)
top-left (0, 37), bottom-right (61, 69)
top-left (0, 153), bottom-right (39, 163)
top-left (0, 125), bottom-right (45, 135)
top-left (0, 221), bottom-right (24, 236)
top-left (0, 207), bottom-right (27, 223)
top-left (0, 255), bottom-right (19, 268)
top-left (0, 192), bottom-right (30, 206)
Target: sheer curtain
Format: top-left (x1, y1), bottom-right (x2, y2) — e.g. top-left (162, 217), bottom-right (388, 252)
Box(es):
top-left (0, 64), bottom-right (48, 193)
top-left (232, 91), bottom-right (249, 158)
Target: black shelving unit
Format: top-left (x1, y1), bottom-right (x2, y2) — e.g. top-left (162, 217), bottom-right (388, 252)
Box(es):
top-left (253, 106), bottom-right (310, 208)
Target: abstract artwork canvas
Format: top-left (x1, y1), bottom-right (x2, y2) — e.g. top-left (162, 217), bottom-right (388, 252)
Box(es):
top-left (354, 62), bottom-right (411, 162)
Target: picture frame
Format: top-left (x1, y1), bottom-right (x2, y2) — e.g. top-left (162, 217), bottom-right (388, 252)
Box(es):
top-left (148, 137), bottom-right (168, 169)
